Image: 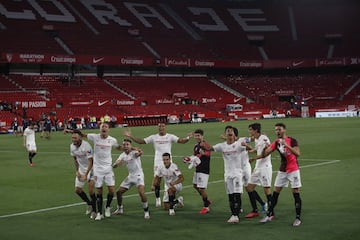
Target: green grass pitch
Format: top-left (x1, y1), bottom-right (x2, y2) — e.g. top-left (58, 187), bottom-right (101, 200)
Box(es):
top-left (0, 117), bottom-right (359, 240)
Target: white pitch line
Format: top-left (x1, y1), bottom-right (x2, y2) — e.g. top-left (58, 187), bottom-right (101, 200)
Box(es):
top-left (0, 179), bottom-right (225, 219)
top-left (298, 160), bottom-right (341, 168)
top-left (0, 160), bottom-right (340, 219)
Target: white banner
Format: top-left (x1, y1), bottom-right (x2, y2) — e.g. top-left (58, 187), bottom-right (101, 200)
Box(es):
top-left (315, 111), bottom-right (357, 118)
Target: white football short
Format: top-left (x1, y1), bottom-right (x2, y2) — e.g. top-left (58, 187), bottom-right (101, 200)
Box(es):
top-left (242, 164), bottom-right (252, 187)
top-left (26, 143), bottom-right (37, 152)
top-left (163, 183), bottom-right (182, 202)
top-left (274, 170), bottom-right (302, 188)
top-left (75, 172), bottom-right (94, 188)
top-left (192, 172), bottom-right (209, 189)
top-left (120, 173), bottom-right (145, 189)
top-left (249, 166), bottom-right (273, 187)
top-left (93, 170), bottom-right (115, 188)
top-left (225, 173), bottom-right (243, 194)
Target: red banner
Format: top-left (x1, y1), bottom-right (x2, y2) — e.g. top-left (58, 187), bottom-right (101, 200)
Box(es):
top-left (263, 59), bottom-right (315, 69)
top-left (1, 53), bottom-right (154, 66)
top-left (1, 52), bottom-right (359, 69)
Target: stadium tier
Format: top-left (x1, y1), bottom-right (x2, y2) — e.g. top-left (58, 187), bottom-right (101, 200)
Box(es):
top-left (1, 0), bottom-right (360, 128)
top-left (219, 72), bottom-right (360, 112)
top-left (0, 0), bottom-right (359, 59)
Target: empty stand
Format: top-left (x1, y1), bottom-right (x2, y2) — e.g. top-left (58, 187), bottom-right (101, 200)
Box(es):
top-left (219, 72), bottom-right (360, 114)
top-left (1, 74), bottom-right (237, 125)
top-left (1, 0), bottom-right (359, 59)
top-left (105, 75), bottom-right (235, 105)
top-left (1, 1), bottom-right (360, 126)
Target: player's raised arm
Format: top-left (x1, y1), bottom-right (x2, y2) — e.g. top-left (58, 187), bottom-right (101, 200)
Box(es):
top-left (64, 128), bottom-right (88, 138)
top-left (123, 129), bottom-right (146, 144)
top-left (63, 128), bottom-right (72, 134)
top-left (177, 132), bottom-right (193, 144)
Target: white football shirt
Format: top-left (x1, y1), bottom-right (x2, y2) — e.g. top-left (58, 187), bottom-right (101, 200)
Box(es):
top-left (237, 137), bottom-right (252, 170)
top-left (116, 150), bottom-right (143, 176)
top-left (87, 133), bottom-right (119, 173)
top-left (70, 140), bottom-right (93, 174)
top-left (254, 134), bottom-right (272, 169)
top-left (213, 141), bottom-right (246, 177)
top-left (155, 162), bottom-right (182, 188)
top-left (144, 133), bottom-right (179, 164)
top-left (23, 127), bottom-right (36, 144)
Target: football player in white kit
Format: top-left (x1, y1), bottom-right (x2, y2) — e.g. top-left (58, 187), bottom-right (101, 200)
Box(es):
top-left (233, 127), bottom-right (260, 215)
top-left (112, 139), bottom-right (150, 219)
top-left (66, 123), bottom-right (121, 220)
top-left (153, 152), bottom-right (184, 216)
top-left (220, 126), bottom-right (256, 216)
top-left (245, 123), bottom-right (272, 218)
top-left (123, 122), bottom-right (191, 207)
top-left (202, 126), bottom-right (247, 223)
top-left (70, 130), bottom-right (96, 218)
top-left (23, 122), bottom-right (37, 167)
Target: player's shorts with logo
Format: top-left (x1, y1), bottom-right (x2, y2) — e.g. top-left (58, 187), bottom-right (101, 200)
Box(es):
top-left (75, 171), bottom-right (94, 188)
top-left (163, 183), bottom-right (182, 202)
top-left (120, 173), bottom-right (145, 189)
top-left (249, 166), bottom-right (272, 187)
top-left (274, 170), bottom-right (302, 188)
top-left (192, 172), bottom-right (209, 189)
top-left (93, 170), bottom-right (115, 188)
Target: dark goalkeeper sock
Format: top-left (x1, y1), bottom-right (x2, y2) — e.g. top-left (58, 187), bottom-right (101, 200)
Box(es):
top-left (77, 191), bottom-right (91, 205)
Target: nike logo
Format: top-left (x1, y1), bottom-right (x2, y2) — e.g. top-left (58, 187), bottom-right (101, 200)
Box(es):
top-left (292, 61), bottom-right (304, 67)
top-left (233, 97), bottom-right (242, 103)
top-left (93, 57), bottom-right (104, 64)
top-left (98, 100), bottom-right (109, 106)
